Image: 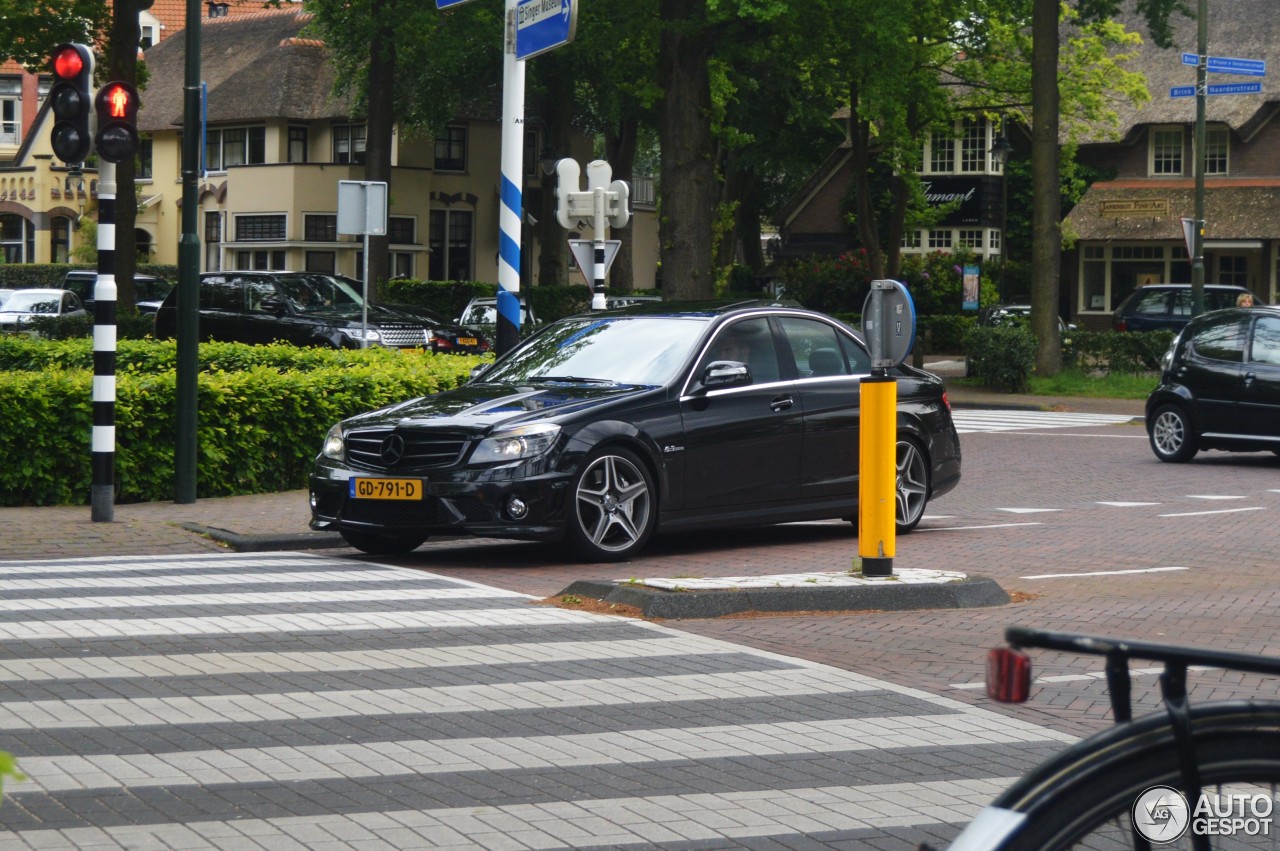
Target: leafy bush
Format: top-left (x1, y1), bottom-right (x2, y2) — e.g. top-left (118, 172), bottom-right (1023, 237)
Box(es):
top-left (0, 341), bottom-right (486, 507)
top-left (1067, 329), bottom-right (1174, 374)
top-left (775, 250), bottom-right (875, 315)
top-left (918, 314), bottom-right (975, 354)
top-left (0, 263), bottom-right (178, 289)
top-left (964, 322), bottom-right (1038, 392)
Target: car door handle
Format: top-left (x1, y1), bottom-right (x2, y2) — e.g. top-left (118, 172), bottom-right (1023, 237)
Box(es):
top-left (770, 395), bottom-right (794, 412)
top-left (1244, 371), bottom-right (1256, 387)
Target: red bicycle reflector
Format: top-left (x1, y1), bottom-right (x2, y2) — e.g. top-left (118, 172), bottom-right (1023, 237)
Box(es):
top-left (987, 647), bottom-right (1032, 703)
top-left (54, 47), bottom-right (84, 79)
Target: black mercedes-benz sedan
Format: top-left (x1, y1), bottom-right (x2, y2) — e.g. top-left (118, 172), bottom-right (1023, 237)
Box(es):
top-left (309, 301), bottom-right (962, 561)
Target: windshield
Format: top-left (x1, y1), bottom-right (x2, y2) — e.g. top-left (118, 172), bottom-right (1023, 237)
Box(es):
top-left (1, 293), bottom-right (61, 314)
top-left (274, 274), bottom-right (365, 314)
top-left (462, 302), bottom-right (533, 326)
top-left (480, 316), bottom-right (711, 387)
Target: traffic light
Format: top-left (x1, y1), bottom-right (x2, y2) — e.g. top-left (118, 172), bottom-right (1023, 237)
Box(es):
top-left (49, 43), bottom-right (94, 164)
top-left (95, 81), bottom-right (139, 163)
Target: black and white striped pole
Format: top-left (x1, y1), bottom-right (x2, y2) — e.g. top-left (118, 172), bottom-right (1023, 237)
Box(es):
top-left (91, 161), bottom-right (117, 522)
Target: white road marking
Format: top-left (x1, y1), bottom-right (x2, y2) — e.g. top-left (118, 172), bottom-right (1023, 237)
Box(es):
top-left (1020, 566), bottom-right (1190, 580)
top-left (1159, 507), bottom-right (1267, 518)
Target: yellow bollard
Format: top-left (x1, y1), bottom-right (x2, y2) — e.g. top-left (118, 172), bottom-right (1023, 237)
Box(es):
top-left (858, 374), bottom-right (897, 576)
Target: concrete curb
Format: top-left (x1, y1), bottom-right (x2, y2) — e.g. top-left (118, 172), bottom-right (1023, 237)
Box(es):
top-left (182, 523), bottom-right (348, 553)
top-left (558, 576), bottom-right (1011, 620)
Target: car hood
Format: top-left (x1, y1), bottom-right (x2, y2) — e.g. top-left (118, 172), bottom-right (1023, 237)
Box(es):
top-left (346, 381), bottom-right (661, 434)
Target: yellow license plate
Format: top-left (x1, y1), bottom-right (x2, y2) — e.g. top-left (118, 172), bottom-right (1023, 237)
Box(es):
top-left (349, 477), bottom-right (424, 500)
top-left (459, 337), bottom-right (478, 346)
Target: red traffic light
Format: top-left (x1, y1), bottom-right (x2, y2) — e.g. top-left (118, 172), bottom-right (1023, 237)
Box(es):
top-left (53, 45), bottom-right (86, 80)
top-left (101, 83), bottom-right (134, 120)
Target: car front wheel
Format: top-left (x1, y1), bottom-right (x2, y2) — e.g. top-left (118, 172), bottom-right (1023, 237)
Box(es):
top-left (567, 447), bottom-right (656, 562)
top-left (895, 437), bottom-right (930, 533)
top-left (1148, 404), bottom-right (1198, 462)
top-left (340, 529), bottom-right (429, 555)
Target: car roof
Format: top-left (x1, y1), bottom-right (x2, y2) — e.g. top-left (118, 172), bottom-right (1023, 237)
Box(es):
top-left (1134, 283), bottom-right (1250, 290)
top-left (8, 288), bottom-right (70, 295)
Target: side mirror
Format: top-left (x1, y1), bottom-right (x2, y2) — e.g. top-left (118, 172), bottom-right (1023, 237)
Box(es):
top-left (469, 363), bottom-right (491, 380)
top-left (702, 360), bottom-right (752, 389)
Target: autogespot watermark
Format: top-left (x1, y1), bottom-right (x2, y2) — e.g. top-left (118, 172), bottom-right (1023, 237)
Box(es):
top-left (1133, 785), bottom-right (1275, 844)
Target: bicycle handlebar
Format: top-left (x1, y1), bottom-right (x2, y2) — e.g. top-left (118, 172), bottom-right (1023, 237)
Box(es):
top-left (1006, 625), bottom-right (1280, 679)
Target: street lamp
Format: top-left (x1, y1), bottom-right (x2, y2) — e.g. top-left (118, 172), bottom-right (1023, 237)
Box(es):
top-left (990, 131), bottom-right (1014, 303)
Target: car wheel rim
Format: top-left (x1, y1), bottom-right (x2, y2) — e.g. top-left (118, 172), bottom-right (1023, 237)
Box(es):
top-left (1153, 410), bottom-right (1184, 455)
top-left (575, 454), bottom-right (651, 553)
top-left (895, 440), bottom-right (929, 526)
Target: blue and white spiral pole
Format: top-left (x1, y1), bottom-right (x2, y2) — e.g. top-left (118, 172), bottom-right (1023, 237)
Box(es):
top-left (496, 0), bottom-right (526, 355)
top-left (91, 162), bottom-right (118, 522)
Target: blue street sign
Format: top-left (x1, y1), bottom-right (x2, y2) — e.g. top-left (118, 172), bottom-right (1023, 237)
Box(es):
top-left (1171, 82), bottom-right (1263, 98)
top-left (515, 0), bottom-right (577, 60)
top-left (436, 0), bottom-right (476, 7)
top-left (1180, 53), bottom-right (1266, 76)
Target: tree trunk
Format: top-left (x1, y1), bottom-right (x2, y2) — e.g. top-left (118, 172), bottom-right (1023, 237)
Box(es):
top-left (1030, 0), bottom-right (1062, 375)
top-left (533, 65), bottom-right (573, 287)
top-left (604, 116), bottom-right (638, 293)
top-left (657, 0), bottom-right (716, 299)
top-left (848, 83), bottom-right (885, 281)
top-left (107, 0), bottom-right (140, 310)
top-left (363, 0), bottom-right (395, 299)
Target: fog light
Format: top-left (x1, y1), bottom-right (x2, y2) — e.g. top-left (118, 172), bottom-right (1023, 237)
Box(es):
top-left (506, 496), bottom-right (529, 520)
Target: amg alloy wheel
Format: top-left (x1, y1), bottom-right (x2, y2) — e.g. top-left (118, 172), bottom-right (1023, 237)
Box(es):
top-left (895, 437), bottom-right (930, 533)
top-left (567, 447), bottom-right (656, 562)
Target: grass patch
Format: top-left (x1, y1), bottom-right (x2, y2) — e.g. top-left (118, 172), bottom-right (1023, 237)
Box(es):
top-left (1025, 368), bottom-right (1158, 399)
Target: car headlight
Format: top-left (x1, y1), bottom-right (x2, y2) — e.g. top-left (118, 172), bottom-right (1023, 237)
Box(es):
top-left (470, 424), bottom-right (561, 464)
top-left (322, 423), bottom-right (345, 459)
top-left (340, 327), bottom-right (383, 344)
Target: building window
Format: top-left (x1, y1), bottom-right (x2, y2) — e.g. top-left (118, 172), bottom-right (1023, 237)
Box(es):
top-left (0, 77), bottom-right (20, 146)
top-left (140, 24), bottom-right (158, 48)
top-left (305, 251), bottom-right (336, 273)
top-left (960, 119), bottom-right (986, 173)
top-left (958, 229), bottom-right (983, 249)
top-left (1078, 243), bottom-right (1183, 314)
top-left (928, 129), bottom-right (954, 173)
top-left (429, 208), bottom-right (473, 280)
top-left (1204, 127), bottom-right (1229, 175)
top-left (288, 127), bottom-right (308, 163)
top-left (901, 229), bottom-right (922, 249)
top-left (304, 214), bottom-right (337, 241)
top-left (37, 76), bottom-right (51, 105)
top-left (1218, 254), bottom-right (1247, 287)
top-left (1151, 128), bottom-right (1183, 176)
top-left (434, 125), bottom-right (467, 172)
top-left (392, 252), bottom-right (414, 278)
top-left (389, 216), bottom-right (416, 244)
top-left (0, 214), bottom-right (34, 263)
top-left (205, 211), bottom-right (222, 271)
top-left (990, 229), bottom-right (1002, 254)
top-left (236, 250), bottom-right (286, 270)
top-left (235, 214), bottom-right (286, 241)
top-left (50, 216), bottom-right (71, 264)
top-left (137, 138), bottom-right (153, 179)
top-left (333, 124), bottom-right (365, 164)
top-left (928, 229), bottom-right (953, 249)
top-left (206, 126), bottom-right (266, 170)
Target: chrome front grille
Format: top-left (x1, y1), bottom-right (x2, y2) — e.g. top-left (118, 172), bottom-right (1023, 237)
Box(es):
top-left (377, 324), bottom-right (431, 347)
top-left (345, 428), bottom-right (468, 470)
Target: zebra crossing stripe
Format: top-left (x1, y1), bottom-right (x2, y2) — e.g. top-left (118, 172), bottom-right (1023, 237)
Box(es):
top-left (0, 585), bottom-right (525, 613)
top-left (0, 569), bottom-right (434, 591)
top-left (13, 715), bottom-right (1070, 793)
top-left (952, 410), bottom-right (1136, 434)
top-left (0, 777), bottom-right (1019, 848)
top-left (0, 637), bottom-right (735, 683)
top-left (0, 667), bottom-right (889, 731)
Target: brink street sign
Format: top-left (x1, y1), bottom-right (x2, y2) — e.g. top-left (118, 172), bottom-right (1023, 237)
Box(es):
top-left (515, 0), bottom-right (576, 61)
top-left (1181, 53), bottom-right (1267, 77)
top-left (1171, 82), bottom-right (1262, 98)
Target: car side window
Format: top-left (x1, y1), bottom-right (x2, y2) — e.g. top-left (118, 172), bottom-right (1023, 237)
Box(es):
top-left (200, 276), bottom-right (240, 311)
top-left (1249, 316), bottom-right (1280, 366)
top-left (1190, 316), bottom-right (1249, 363)
top-left (838, 334), bottom-right (872, 373)
top-left (699, 317), bottom-right (780, 383)
top-left (777, 317), bottom-right (850, 378)
top-left (1135, 290), bottom-right (1170, 316)
top-left (1171, 290), bottom-right (1193, 317)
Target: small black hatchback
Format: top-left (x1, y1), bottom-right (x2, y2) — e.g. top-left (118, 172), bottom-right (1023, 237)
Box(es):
top-left (1146, 305), bottom-right (1280, 462)
top-left (154, 271), bottom-right (489, 353)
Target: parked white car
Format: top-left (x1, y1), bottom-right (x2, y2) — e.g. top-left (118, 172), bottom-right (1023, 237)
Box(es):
top-left (0, 288), bottom-right (88, 335)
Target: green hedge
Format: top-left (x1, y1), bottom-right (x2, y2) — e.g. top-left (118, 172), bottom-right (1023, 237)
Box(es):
top-left (1064, 329), bottom-right (1174, 374)
top-left (0, 263), bottom-right (179, 289)
top-left (382, 279), bottom-right (596, 324)
top-left (963, 323), bottom-right (1038, 392)
top-left (0, 341), bottom-right (485, 507)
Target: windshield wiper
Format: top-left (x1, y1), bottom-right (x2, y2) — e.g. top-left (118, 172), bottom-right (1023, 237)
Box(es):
top-left (530, 375), bottom-right (614, 384)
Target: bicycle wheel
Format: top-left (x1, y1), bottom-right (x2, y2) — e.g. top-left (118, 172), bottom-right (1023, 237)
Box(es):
top-left (953, 702), bottom-right (1280, 850)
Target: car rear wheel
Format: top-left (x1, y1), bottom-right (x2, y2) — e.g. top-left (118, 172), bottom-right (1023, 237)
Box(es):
top-left (895, 437), bottom-right (930, 533)
top-left (339, 529), bottom-right (429, 555)
top-left (1148, 404), bottom-right (1198, 462)
top-left (567, 447), bottom-right (656, 562)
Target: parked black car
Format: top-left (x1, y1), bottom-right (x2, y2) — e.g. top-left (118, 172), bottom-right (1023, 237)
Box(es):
top-left (1146, 305), bottom-right (1280, 462)
top-left (154, 271), bottom-right (490, 353)
top-left (64, 269), bottom-right (173, 313)
top-left (1113, 283), bottom-right (1260, 332)
top-left (310, 300), bottom-right (963, 560)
